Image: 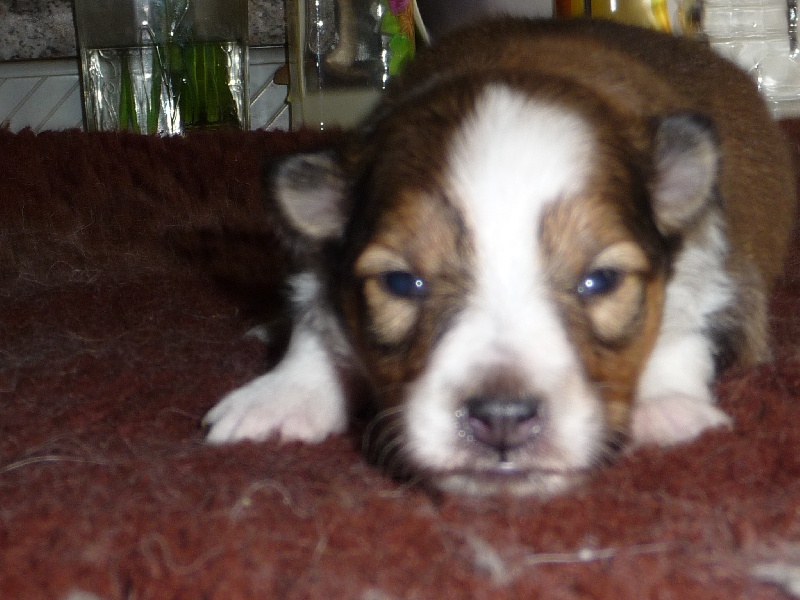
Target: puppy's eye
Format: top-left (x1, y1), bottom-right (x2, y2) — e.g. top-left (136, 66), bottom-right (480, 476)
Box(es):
top-left (577, 269), bottom-right (622, 298)
top-left (378, 271), bottom-right (428, 299)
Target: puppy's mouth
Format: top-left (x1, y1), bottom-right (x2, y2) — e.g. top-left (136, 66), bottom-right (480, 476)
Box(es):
top-left (429, 463), bottom-right (590, 497)
top-left (368, 438), bottom-right (592, 496)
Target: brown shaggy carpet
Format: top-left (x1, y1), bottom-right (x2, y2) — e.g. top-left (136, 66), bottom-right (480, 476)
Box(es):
top-left (1, 124), bottom-right (799, 600)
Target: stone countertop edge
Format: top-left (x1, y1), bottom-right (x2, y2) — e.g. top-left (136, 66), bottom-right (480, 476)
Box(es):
top-left (0, 0), bottom-right (286, 62)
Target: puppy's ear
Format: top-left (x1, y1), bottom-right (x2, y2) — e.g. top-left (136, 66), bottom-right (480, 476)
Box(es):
top-left (650, 113), bottom-right (720, 234)
top-left (267, 150), bottom-right (350, 243)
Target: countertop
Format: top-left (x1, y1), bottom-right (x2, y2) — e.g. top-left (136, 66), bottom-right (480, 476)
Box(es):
top-left (0, 0), bottom-right (286, 61)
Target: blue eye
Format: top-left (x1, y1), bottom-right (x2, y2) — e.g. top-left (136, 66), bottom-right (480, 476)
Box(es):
top-left (577, 269), bottom-right (622, 298)
top-left (379, 271), bottom-right (428, 298)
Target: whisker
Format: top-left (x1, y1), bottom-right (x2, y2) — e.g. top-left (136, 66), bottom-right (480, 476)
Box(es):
top-left (380, 436), bottom-right (421, 484)
top-left (387, 442), bottom-right (430, 489)
top-left (362, 406), bottom-right (404, 453)
top-left (359, 404), bottom-right (429, 486)
top-left (373, 428), bottom-right (405, 470)
top-left (361, 405), bottom-right (404, 455)
top-left (369, 418), bottom-right (407, 470)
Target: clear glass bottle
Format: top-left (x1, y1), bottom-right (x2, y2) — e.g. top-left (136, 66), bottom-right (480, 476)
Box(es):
top-left (286, 0), bottom-right (416, 130)
top-left (704, 0), bottom-right (800, 117)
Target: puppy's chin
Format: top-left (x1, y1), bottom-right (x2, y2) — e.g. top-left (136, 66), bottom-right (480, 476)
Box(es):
top-left (419, 428), bottom-right (624, 497)
top-left (429, 467), bottom-right (590, 497)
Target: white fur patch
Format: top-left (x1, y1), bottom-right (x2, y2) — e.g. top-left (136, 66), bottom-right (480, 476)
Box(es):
top-left (403, 86), bottom-right (605, 474)
top-left (205, 274), bottom-right (348, 444)
top-left (633, 213), bottom-right (734, 445)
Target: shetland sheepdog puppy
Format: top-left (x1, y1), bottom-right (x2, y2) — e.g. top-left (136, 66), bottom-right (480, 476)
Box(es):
top-left (205, 18), bottom-right (797, 496)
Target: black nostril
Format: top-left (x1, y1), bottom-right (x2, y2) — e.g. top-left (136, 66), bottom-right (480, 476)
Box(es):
top-left (465, 396), bottom-right (542, 452)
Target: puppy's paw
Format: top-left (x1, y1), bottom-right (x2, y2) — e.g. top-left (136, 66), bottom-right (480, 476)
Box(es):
top-left (204, 370), bottom-right (347, 445)
top-left (631, 394), bottom-right (732, 447)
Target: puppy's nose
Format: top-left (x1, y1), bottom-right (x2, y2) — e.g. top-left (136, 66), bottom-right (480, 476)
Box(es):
top-left (465, 396), bottom-right (542, 452)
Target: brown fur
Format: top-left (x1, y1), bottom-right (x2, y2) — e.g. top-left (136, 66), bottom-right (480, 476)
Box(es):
top-left (539, 192), bottom-right (665, 435)
top-left (365, 18), bottom-right (797, 369)
top-left (259, 18), bottom-right (797, 493)
top-left (354, 190), bottom-right (468, 349)
top-left (324, 20), bottom-right (795, 449)
top-left (342, 186), bottom-right (474, 406)
top-left (337, 72), bottom-right (669, 430)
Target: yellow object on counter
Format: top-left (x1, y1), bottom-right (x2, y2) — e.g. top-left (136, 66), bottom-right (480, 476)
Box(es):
top-left (554, 0), bottom-right (704, 36)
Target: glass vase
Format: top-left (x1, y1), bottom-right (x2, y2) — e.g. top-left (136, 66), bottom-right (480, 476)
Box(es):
top-left (73, 0), bottom-right (249, 135)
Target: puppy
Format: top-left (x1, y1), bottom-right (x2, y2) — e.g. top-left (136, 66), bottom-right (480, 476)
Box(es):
top-left (205, 18), bottom-right (797, 496)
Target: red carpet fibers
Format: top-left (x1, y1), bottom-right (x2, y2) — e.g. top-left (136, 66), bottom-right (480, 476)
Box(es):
top-left (1, 125), bottom-right (799, 599)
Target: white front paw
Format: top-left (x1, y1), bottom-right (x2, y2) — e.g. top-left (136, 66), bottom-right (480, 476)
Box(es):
top-left (631, 394), bottom-right (732, 447)
top-left (204, 370), bottom-right (347, 445)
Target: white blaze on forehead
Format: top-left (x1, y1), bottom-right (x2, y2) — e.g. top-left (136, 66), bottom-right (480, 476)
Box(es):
top-left (446, 84), bottom-right (597, 369)
top-left (451, 85), bottom-right (596, 223)
top-left (402, 85), bottom-right (605, 477)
